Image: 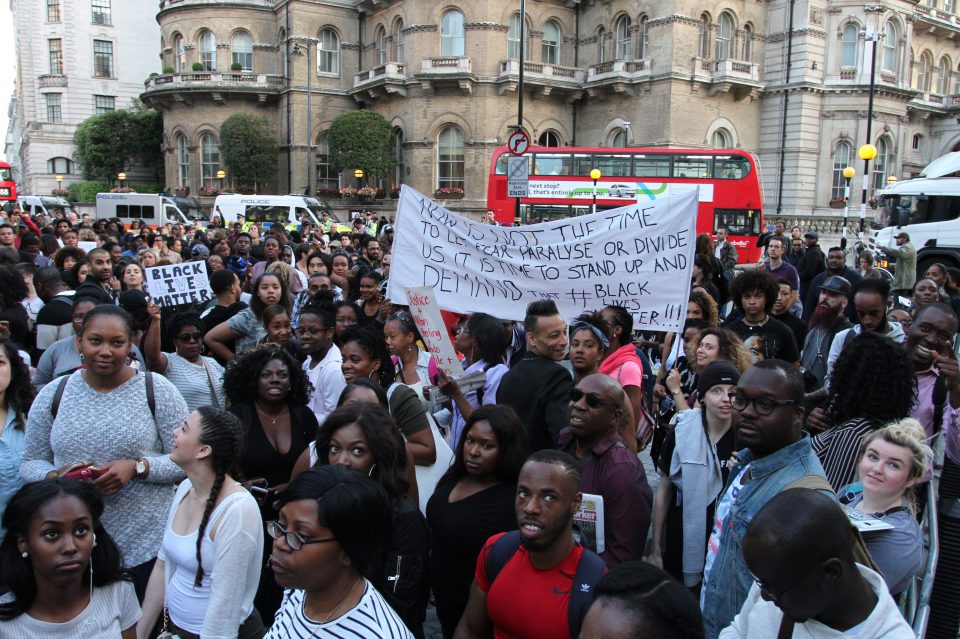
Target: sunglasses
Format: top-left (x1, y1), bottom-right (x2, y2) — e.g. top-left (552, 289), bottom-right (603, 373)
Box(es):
top-left (570, 388), bottom-right (613, 408)
top-left (175, 333), bottom-right (203, 343)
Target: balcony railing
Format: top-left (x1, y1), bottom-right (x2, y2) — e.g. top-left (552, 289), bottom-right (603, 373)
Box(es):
top-left (353, 62), bottom-right (406, 87)
top-left (713, 59), bottom-right (760, 82)
top-left (420, 57), bottom-right (472, 74)
top-left (38, 74), bottom-right (68, 88)
top-left (143, 72), bottom-right (286, 90)
top-left (498, 59), bottom-right (585, 83)
top-left (415, 57), bottom-right (474, 94)
top-left (586, 59), bottom-right (652, 80)
top-left (159, 0), bottom-right (276, 8)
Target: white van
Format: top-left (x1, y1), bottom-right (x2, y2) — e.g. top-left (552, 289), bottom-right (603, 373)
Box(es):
top-left (18, 195), bottom-right (71, 218)
top-left (95, 193), bottom-right (193, 228)
top-left (212, 194), bottom-right (334, 229)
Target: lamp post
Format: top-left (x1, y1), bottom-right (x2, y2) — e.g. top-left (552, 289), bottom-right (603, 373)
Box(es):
top-left (117, 172), bottom-right (127, 190)
top-left (354, 168), bottom-right (364, 188)
top-left (55, 175), bottom-right (63, 192)
top-left (841, 166), bottom-right (855, 251)
top-left (859, 23), bottom-right (881, 237)
top-left (858, 143), bottom-right (877, 236)
top-left (590, 168), bottom-right (601, 215)
top-left (886, 175), bottom-right (898, 186)
top-left (216, 169), bottom-right (226, 192)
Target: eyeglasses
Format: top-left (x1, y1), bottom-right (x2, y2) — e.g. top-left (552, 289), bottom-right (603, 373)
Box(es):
top-left (570, 388), bottom-right (613, 408)
top-left (266, 521), bottom-right (336, 551)
top-left (175, 333), bottom-right (203, 343)
top-left (750, 560), bottom-right (824, 604)
top-left (296, 326), bottom-right (329, 337)
top-left (728, 392), bottom-right (798, 415)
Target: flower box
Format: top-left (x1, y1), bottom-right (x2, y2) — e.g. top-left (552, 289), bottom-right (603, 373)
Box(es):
top-left (434, 187), bottom-right (464, 200)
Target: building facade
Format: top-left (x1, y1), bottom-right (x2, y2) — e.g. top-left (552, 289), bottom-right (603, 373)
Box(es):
top-left (4, 0), bottom-right (161, 195)
top-left (141, 0), bottom-right (960, 219)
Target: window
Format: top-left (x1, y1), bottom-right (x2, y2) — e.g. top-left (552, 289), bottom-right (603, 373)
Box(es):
top-left (882, 22), bottom-right (897, 72)
top-left (615, 16), bottom-right (631, 60)
top-left (638, 17), bottom-right (649, 58)
top-left (173, 34), bottom-right (184, 72)
top-left (279, 29), bottom-right (287, 77)
top-left (742, 24), bottom-right (753, 61)
top-left (315, 134), bottom-right (337, 190)
top-left (508, 13), bottom-right (526, 60)
top-left (376, 27), bottom-right (387, 65)
top-left (200, 133), bottom-right (220, 187)
top-left (699, 14), bottom-right (712, 58)
top-left (437, 125), bottom-right (464, 189)
top-left (841, 25), bottom-right (858, 68)
top-left (710, 128), bottom-right (731, 148)
top-left (542, 20), bottom-right (560, 64)
top-left (199, 31), bottom-right (216, 71)
top-left (872, 137), bottom-right (890, 190)
top-left (91, 0), bottom-right (111, 25)
top-left (946, 0), bottom-right (956, 13)
top-left (47, 0), bottom-right (60, 22)
top-left (918, 51), bottom-right (933, 92)
top-left (318, 28), bottom-right (339, 74)
top-left (937, 57), bottom-right (950, 94)
top-left (611, 128), bottom-right (628, 147)
top-left (231, 31), bottom-right (253, 71)
top-left (831, 142), bottom-right (852, 198)
top-left (441, 11), bottom-right (464, 56)
top-left (913, 134), bottom-right (923, 152)
top-left (538, 131), bottom-right (561, 147)
top-left (49, 39), bottom-right (63, 75)
top-left (94, 95), bottom-right (115, 114)
top-left (597, 28), bottom-right (606, 63)
top-left (176, 135), bottom-right (190, 188)
top-left (93, 40), bottom-right (113, 77)
top-left (716, 12), bottom-right (734, 60)
top-left (47, 157), bottom-right (73, 174)
top-left (394, 21), bottom-right (404, 62)
top-left (392, 128), bottom-right (404, 189)
top-left (45, 94), bottom-right (62, 123)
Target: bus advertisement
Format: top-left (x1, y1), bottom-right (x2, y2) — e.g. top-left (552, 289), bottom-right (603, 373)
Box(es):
top-left (0, 161), bottom-right (16, 203)
top-left (487, 146), bottom-right (764, 264)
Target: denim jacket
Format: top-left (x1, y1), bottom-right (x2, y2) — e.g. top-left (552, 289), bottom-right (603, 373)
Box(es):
top-left (701, 434), bottom-right (829, 639)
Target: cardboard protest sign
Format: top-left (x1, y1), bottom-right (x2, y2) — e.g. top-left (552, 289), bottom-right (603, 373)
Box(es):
top-left (386, 185), bottom-right (697, 332)
top-left (405, 286), bottom-right (465, 377)
top-left (145, 262), bottom-right (212, 307)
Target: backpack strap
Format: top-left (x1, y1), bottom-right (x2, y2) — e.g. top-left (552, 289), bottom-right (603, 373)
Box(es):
top-left (567, 548), bottom-right (606, 639)
top-left (50, 374), bottom-right (71, 418)
top-left (485, 531), bottom-right (522, 586)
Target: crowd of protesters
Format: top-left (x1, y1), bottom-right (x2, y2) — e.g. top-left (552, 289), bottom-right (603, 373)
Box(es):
top-left (0, 204), bottom-right (956, 639)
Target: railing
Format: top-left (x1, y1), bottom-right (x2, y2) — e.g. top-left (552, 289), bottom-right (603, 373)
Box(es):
top-left (586, 59), bottom-right (652, 79)
top-left (353, 62), bottom-right (406, 85)
top-left (713, 59), bottom-right (760, 80)
top-left (38, 74), bottom-right (68, 88)
top-left (840, 68), bottom-right (857, 80)
top-left (143, 72), bottom-right (285, 90)
top-left (160, 0), bottom-right (276, 8)
top-left (421, 57), bottom-right (471, 72)
top-left (498, 59), bottom-right (584, 82)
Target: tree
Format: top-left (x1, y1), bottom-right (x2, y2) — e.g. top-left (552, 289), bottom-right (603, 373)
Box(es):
top-left (327, 110), bottom-right (395, 180)
top-left (219, 113), bottom-right (278, 192)
top-left (73, 105), bottom-right (163, 183)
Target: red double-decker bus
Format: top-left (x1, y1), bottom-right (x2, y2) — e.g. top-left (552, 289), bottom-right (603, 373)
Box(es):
top-left (487, 146), bottom-right (765, 264)
top-left (0, 161), bottom-right (16, 204)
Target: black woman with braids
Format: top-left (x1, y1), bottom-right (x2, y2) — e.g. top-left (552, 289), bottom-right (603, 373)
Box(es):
top-left (138, 406), bottom-right (266, 639)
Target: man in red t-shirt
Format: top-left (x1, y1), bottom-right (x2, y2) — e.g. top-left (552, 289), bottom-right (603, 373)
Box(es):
top-left (455, 450), bottom-right (605, 639)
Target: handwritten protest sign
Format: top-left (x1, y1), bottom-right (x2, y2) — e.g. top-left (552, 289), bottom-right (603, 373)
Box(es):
top-left (145, 262), bottom-right (212, 307)
top-left (405, 286), bottom-right (464, 377)
top-left (386, 185), bottom-right (697, 332)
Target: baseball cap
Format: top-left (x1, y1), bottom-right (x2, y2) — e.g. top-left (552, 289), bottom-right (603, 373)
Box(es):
top-left (226, 255), bottom-right (248, 275)
top-left (819, 275), bottom-right (852, 298)
top-left (895, 231), bottom-right (910, 240)
top-left (803, 231), bottom-right (818, 239)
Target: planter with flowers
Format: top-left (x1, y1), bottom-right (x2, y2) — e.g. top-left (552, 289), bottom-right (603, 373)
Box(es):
top-left (199, 185), bottom-right (222, 197)
top-left (829, 197), bottom-right (846, 209)
top-left (51, 188), bottom-right (71, 198)
top-left (316, 187), bottom-right (340, 199)
top-left (339, 186), bottom-right (357, 199)
top-left (109, 187), bottom-right (135, 193)
top-left (390, 188), bottom-right (401, 199)
top-left (356, 186), bottom-right (378, 201)
top-left (175, 186), bottom-right (190, 196)
top-left (434, 187), bottom-right (464, 200)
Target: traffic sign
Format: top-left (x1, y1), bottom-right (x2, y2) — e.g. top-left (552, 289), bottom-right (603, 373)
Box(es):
top-left (507, 130), bottom-right (530, 156)
top-left (507, 156), bottom-right (528, 198)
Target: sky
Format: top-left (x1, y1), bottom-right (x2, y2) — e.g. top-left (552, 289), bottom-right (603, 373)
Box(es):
top-left (0, 2), bottom-right (14, 161)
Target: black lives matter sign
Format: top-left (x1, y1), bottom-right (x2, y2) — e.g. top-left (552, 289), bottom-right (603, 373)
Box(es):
top-left (145, 262), bottom-right (213, 307)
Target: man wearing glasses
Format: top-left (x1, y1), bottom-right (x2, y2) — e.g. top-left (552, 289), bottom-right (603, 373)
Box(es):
top-left (700, 360), bottom-right (829, 639)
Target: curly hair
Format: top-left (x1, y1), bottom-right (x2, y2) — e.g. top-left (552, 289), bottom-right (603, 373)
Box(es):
top-left (0, 265), bottom-right (28, 308)
top-left (728, 268), bottom-right (779, 314)
top-left (689, 287), bottom-right (719, 326)
top-left (222, 344), bottom-right (311, 407)
top-left (827, 331), bottom-right (916, 425)
top-left (694, 327), bottom-right (753, 373)
top-left (53, 246), bottom-right (86, 271)
top-left (0, 338), bottom-right (35, 426)
top-left (339, 325), bottom-right (396, 389)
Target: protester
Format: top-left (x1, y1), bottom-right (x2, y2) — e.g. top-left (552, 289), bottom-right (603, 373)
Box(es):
top-left (0, 338), bottom-right (35, 532)
top-left (145, 306), bottom-right (225, 411)
top-left (567, 311), bottom-right (609, 384)
top-left (800, 275), bottom-right (853, 390)
top-left (803, 246), bottom-right (862, 323)
top-left (0, 264), bottom-right (31, 349)
top-left (0, 479), bottom-right (141, 636)
top-left (762, 237), bottom-right (800, 298)
top-left (256, 304), bottom-right (293, 351)
top-left (138, 407), bottom-right (264, 639)
top-left (797, 231), bottom-right (826, 302)
top-left (725, 269), bottom-right (800, 364)
top-left (33, 267), bottom-right (75, 353)
top-left (826, 278), bottom-right (905, 382)
top-left (299, 304), bottom-right (345, 425)
top-left (599, 305), bottom-right (647, 449)
top-left (264, 466), bottom-right (412, 638)
top-left (205, 272), bottom-right (291, 361)
top-left (333, 300), bottom-right (359, 346)
top-left (770, 279), bottom-right (807, 348)
top-left (879, 231), bottom-right (917, 298)
top-left (913, 277), bottom-right (941, 306)
top-left (356, 270), bottom-right (385, 327)
top-left (32, 297), bottom-right (105, 388)
top-left (75, 248), bottom-right (117, 304)
top-left (385, 309), bottom-right (433, 387)
top-left (120, 262), bottom-right (145, 292)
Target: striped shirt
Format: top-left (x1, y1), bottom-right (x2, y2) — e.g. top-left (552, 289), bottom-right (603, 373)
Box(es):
top-left (265, 581), bottom-right (412, 639)
top-left (811, 417), bottom-right (876, 491)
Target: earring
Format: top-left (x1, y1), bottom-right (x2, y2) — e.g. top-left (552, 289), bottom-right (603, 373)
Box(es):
top-left (21, 551), bottom-right (28, 558)
top-left (79, 354), bottom-right (85, 364)
top-left (92, 533), bottom-right (97, 547)
top-left (368, 463), bottom-right (377, 478)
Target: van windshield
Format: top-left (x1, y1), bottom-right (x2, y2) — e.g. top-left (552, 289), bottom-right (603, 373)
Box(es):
top-left (244, 205), bottom-right (290, 224)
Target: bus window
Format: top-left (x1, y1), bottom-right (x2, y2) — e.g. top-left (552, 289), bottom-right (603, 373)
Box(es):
top-left (633, 156), bottom-right (671, 177)
top-left (594, 155), bottom-right (632, 177)
top-left (713, 156), bottom-right (750, 179)
top-left (495, 153), bottom-right (509, 175)
top-left (0, 167), bottom-right (10, 181)
top-left (674, 156), bottom-right (712, 178)
top-left (715, 208), bottom-right (760, 235)
top-left (533, 153), bottom-right (572, 176)
top-left (573, 154), bottom-right (593, 175)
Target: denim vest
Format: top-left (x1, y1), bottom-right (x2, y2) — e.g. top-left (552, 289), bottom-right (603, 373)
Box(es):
top-left (701, 434), bottom-right (828, 639)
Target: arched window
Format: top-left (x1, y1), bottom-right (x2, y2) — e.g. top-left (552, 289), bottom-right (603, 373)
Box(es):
top-left (176, 135), bottom-right (190, 188)
top-left (173, 33), bottom-right (184, 72)
top-left (699, 14), bottom-right (712, 58)
top-left (508, 13), bottom-right (527, 60)
top-left (376, 27), bottom-right (387, 65)
top-left (872, 137), bottom-right (890, 190)
top-left (231, 31), bottom-right (253, 71)
top-left (937, 56), bottom-right (950, 94)
top-left (715, 12), bottom-right (734, 60)
top-left (437, 125), bottom-right (465, 190)
top-left (832, 141), bottom-right (852, 199)
top-left (316, 134), bottom-right (337, 191)
top-left (279, 29), bottom-right (288, 78)
top-left (200, 133), bottom-right (220, 187)
top-left (841, 25), bottom-right (858, 68)
top-left (538, 131), bottom-right (561, 146)
top-left (394, 20), bottom-right (404, 63)
top-left (611, 128), bottom-right (628, 147)
top-left (918, 51), bottom-right (933, 91)
top-left (597, 27), bottom-right (606, 63)
top-left (441, 10), bottom-right (465, 56)
top-left (913, 133), bottom-right (923, 152)
top-left (318, 28), bottom-right (339, 74)
top-left (615, 16), bottom-right (631, 60)
top-left (542, 20), bottom-right (561, 64)
top-left (638, 17), bottom-right (649, 59)
top-left (46, 157), bottom-right (73, 174)
top-left (199, 30), bottom-right (216, 71)
top-left (881, 22), bottom-right (897, 72)
top-left (710, 128), bottom-right (731, 148)
top-left (742, 24), bottom-right (753, 61)
top-left (392, 128), bottom-right (404, 189)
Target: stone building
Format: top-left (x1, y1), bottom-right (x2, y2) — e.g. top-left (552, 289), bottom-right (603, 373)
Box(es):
top-left (141, 0), bottom-right (960, 220)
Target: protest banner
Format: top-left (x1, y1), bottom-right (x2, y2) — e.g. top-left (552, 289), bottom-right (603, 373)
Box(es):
top-left (405, 286), bottom-right (465, 377)
top-left (386, 185), bottom-right (697, 332)
top-left (145, 262), bottom-right (212, 307)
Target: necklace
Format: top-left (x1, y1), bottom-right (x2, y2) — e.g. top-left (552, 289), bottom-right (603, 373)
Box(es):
top-left (255, 401), bottom-right (288, 425)
top-left (311, 577), bottom-right (362, 628)
top-left (742, 315), bottom-right (769, 328)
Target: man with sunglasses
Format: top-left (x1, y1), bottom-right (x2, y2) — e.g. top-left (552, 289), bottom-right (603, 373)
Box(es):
top-left (558, 374), bottom-right (651, 567)
top-left (700, 360), bottom-right (829, 639)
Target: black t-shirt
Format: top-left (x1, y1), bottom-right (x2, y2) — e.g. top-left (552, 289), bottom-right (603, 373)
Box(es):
top-left (35, 293), bottom-right (74, 328)
top-left (771, 311), bottom-right (808, 353)
top-left (727, 316), bottom-right (800, 363)
top-left (201, 301), bottom-right (248, 333)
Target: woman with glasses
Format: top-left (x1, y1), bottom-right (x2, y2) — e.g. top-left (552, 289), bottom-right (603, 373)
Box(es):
top-left (144, 305), bottom-right (225, 412)
top-left (265, 465), bottom-right (412, 638)
top-left (649, 361), bottom-right (739, 594)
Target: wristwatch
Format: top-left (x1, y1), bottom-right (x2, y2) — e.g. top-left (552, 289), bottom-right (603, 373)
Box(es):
top-left (135, 458), bottom-right (149, 479)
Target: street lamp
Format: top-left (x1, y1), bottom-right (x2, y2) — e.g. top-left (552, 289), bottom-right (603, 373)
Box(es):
top-left (858, 143), bottom-right (877, 236)
top-left (216, 169), bottom-right (226, 192)
top-left (886, 175), bottom-right (898, 186)
top-left (55, 175), bottom-right (63, 192)
top-left (354, 168), bottom-right (364, 187)
top-left (841, 166), bottom-right (855, 250)
top-left (590, 168), bottom-right (601, 215)
top-left (117, 172), bottom-right (127, 190)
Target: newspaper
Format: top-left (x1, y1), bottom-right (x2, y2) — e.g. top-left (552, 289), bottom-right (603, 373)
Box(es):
top-left (573, 493), bottom-right (605, 554)
top-left (426, 370), bottom-right (487, 414)
top-left (842, 504), bottom-right (895, 532)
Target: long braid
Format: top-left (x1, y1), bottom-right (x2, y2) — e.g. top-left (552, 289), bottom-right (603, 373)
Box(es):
top-left (192, 406), bottom-right (245, 588)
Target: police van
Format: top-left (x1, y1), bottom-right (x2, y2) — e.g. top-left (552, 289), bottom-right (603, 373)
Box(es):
top-left (95, 193), bottom-right (194, 228)
top-left (212, 194), bottom-right (341, 231)
top-left (18, 195), bottom-right (71, 218)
